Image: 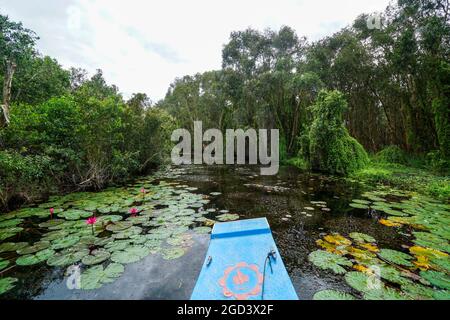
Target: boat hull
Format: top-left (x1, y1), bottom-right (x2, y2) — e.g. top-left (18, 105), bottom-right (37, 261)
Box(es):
top-left (191, 218), bottom-right (298, 300)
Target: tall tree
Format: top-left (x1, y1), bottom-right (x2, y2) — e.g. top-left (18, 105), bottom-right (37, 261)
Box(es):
top-left (0, 14), bottom-right (38, 127)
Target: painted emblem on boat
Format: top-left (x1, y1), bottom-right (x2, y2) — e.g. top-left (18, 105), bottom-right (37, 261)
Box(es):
top-left (218, 262), bottom-right (263, 300)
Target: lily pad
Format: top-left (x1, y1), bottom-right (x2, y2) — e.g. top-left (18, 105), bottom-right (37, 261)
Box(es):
top-left (47, 248), bottom-right (89, 267)
top-left (0, 277), bottom-right (18, 295)
top-left (308, 250), bottom-right (352, 274)
top-left (51, 235), bottom-right (80, 250)
top-left (106, 221), bottom-right (133, 232)
top-left (420, 270), bottom-right (450, 290)
top-left (80, 263), bottom-right (125, 290)
top-left (216, 213), bottom-right (239, 222)
top-left (313, 290), bottom-right (356, 300)
top-left (81, 249), bottom-right (111, 266)
top-left (16, 249), bottom-right (55, 266)
top-left (0, 242), bottom-right (28, 253)
top-left (161, 247), bottom-right (185, 260)
top-left (378, 249), bottom-right (414, 267)
top-left (17, 241), bottom-right (50, 255)
top-left (110, 245), bottom-right (150, 264)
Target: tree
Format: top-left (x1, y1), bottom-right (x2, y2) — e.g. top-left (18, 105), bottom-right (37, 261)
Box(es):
top-left (0, 14), bottom-right (38, 127)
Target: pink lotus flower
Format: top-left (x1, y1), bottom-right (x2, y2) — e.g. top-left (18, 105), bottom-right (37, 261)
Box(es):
top-left (86, 217), bottom-right (97, 225)
top-left (49, 208), bottom-right (54, 219)
top-left (129, 208), bottom-right (138, 217)
top-left (86, 216), bottom-right (97, 235)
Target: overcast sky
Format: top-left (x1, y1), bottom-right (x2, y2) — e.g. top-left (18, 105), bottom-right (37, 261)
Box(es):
top-left (0, 0), bottom-right (392, 101)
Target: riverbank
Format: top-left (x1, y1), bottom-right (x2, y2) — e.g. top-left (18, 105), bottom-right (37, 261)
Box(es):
top-left (286, 157), bottom-right (449, 202)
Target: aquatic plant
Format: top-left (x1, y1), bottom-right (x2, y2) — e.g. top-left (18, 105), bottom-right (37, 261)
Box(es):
top-left (313, 289), bottom-right (356, 300)
top-left (308, 250), bottom-right (352, 274)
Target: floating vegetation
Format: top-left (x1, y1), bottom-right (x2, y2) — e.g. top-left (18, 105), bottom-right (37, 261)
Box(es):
top-left (308, 250), bottom-right (352, 274)
top-left (349, 232), bottom-right (376, 243)
top-left (216, 213), bottom-right (239, 222)
top-left (0, 278), bottom-right (18, 295)
top-left (80, 263), bottom-right (125, 290)
top-left (378, 249), bottom-right (414, 267)
top-left (313, 289), bottom-right (356, 300)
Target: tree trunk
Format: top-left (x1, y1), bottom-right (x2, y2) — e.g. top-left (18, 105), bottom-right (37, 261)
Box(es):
top-left (0, 60), bottom-right (17, 128)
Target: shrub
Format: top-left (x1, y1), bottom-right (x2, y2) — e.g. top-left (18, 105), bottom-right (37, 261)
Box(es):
top-left (374, 145), bottom-right (408, 164)
top-left (307, 90), bottom-right (369, 175)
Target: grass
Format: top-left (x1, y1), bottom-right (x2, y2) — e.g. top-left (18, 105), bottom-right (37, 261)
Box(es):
top-left (351, 161), bottom-right (450, 201)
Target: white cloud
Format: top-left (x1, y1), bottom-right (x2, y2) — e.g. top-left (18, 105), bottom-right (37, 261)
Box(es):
top-left (0, 0), bottom-right (392, 101)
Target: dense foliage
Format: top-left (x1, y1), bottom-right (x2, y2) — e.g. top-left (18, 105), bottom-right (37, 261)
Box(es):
top-left (157, 0), bottom-right (449, 173)
top-left (0, 15), bottom-right (175, 209)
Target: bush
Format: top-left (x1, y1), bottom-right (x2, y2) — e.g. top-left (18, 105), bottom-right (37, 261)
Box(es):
top-left (374, 145), bottom-right (408, 164)
top-left (0, 150), bottom-right (55, 208)
top-left (307, 90), bottom-right (369, 175)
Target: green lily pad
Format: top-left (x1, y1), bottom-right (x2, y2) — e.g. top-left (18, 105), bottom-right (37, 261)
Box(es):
top-left (0, 218), bottom-right (23, 228)
top-left (110, 245), bottom-right (150, 264)
top-left (216, 213), bottom-right (239, 222)
top-left (47, 248), bottom-right (89, 267)
top-left (0, 277), bottom-right (18, 295)
top-left (80, 263), bottom-right (125, 290)
top-left (17, 241), bottom-right (51, 255)
top-left (194, 226), bottom-right (212, 234)
top-left (0, 258), bottom-right (9, 270)
top-left (106, 221), bottom-right (133, 232)
top-left (0, 242), bottom-right (28, 253)
top-left (313, 290), bottom-right (356, 300)
top-left (308, 250), bottom-right (352, 274)
top-left (161, 247), bottom-right (185, 260)
top-left (349, 232), bottom-right (376, 243)
top-left (51, 235), bottom-right (80, 250)
top-left (420, 270), bottom-right (450, 290)
top-left (111, 226), bottom-right (142, 239)
top-left (378, 249), bottom-right (414, 267)
top-left (81, 249), bottom-right (111, 266)
top-left (16, 249), bottom-right (55, 266)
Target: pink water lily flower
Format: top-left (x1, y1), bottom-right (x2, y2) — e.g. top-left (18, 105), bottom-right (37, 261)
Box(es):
top-left (140, 188), bottom-right (146, 194)
top-left (86, 216), bottom-right (97, 235)
top-left (49, 208), bottom-right (54, 219)
top-left (129, 208), bottom-right (138, 217)
top-left (86, 217), bottom-right (97, 225)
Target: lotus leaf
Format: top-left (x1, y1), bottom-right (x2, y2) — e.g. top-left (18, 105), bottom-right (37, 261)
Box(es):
top-left (112, 226), bottom-right (142, 239)
top-left (47, 248), bottom-right (89, 266)
top-left (313, 290), bottom-right (356, 300)
top-left (194, 227), bottom-right (212, 234)
top-left (0, 258), bottom-right (9, 270)
top-left (324, 234), bottom-right (352, 246)
top-left (82, 249), bottom-right (111, 265)
top-left (17, 241), bottom-right (50, 255)
top-left (51, 235), bottom-right (80, 250)
top-left (0, 218), bottom-right (23, 228)
top-left (110, 245), bottom-right (150, 264)
top-left (308, 250), bottom-right (352, 274)
top-left (378, 249), bottom-right (414, 267)
top-left (420, 270), bottom-right (450, 290)
top-left (80, 263), bottom-right (124, 290)
top-left (16, 249), bottom-right (55, 266)
top-left (349, 203), bottom-right (369, 209)
top-left (162, 247), bottom-right (185, 260)
top-left (216, 213), bottom-right (239, 222)
top-left (0, 242), bottom-right (28, 253)
top-left (106, 221), bottom-right (133, 232)
top-left (0, 277), bottom-right (18, 295)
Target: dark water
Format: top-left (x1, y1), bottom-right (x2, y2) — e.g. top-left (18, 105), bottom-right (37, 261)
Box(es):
top-left (1, 165), bottom-right (407, 300)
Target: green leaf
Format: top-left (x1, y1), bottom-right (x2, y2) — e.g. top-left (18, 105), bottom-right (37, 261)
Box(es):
top-left (81, 249), bottom-right (111, 266)
top-left (420, 270), bottom-right (450, 290)
top-left (308, 250), bottom-right (352, 274)
top-left (110, 245), bottom-right (150, 264)
top-left (16, 249), bottom-right (55, 266)
top-left (349, 232), bottom-right (376, 243)
top-left (0, 277), bottom-right (18, 295)
top-left (80, 263), bottom-right (125, 290)
top-left (313, 290), bottom-right (356, 300)
top-left (378, 249), bottom-right (414, 267)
